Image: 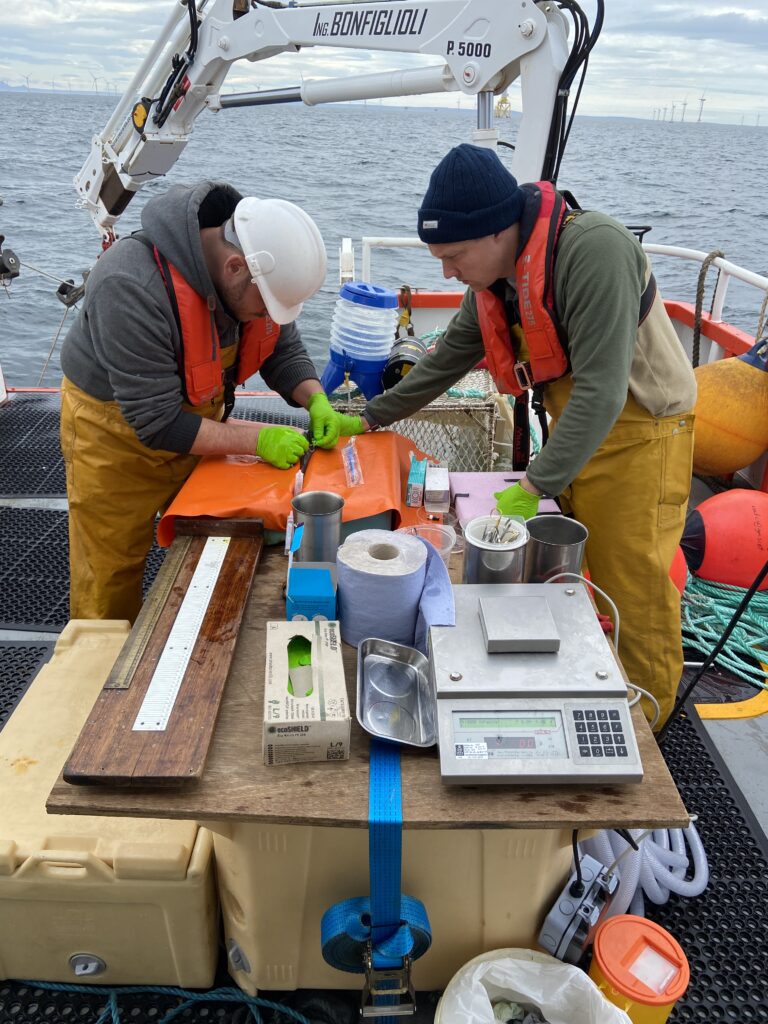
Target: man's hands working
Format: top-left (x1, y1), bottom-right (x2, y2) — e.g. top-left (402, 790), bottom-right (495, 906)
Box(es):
top-left (307, 393), bottom-right (368, 447)
top-left (306, 393), bottom-right (340, 448)
top-left (494, 480), bottom-right (541, 520)
top-left (256, 426), bottom-right (309, 469)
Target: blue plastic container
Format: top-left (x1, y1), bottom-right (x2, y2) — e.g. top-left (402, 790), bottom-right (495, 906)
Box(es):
top-left (321, 282), bottom-right (399, 399)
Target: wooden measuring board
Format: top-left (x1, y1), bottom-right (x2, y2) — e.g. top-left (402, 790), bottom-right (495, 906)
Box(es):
top-left (64, 519), bottom-right (263, 786)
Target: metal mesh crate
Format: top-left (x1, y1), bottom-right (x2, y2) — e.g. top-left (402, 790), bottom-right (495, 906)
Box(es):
top-left (331, 369), bottom-right (499, 471)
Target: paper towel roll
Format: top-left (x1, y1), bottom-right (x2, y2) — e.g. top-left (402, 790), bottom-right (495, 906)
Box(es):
top-left (337, 529), bottom-right (427, 646)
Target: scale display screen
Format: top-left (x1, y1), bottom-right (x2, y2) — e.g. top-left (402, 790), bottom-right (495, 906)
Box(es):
top-left (452, 709), bottom-right (567, 760)
top-left (458, 716), bottom-right (558, 730)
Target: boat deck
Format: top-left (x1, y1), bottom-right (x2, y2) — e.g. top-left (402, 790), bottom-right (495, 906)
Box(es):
top-left (0, 391), bottom-right (766, 1024)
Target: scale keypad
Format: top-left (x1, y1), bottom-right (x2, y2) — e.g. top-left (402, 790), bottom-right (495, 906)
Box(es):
top-left (572, 708), bottom-right (630, 758)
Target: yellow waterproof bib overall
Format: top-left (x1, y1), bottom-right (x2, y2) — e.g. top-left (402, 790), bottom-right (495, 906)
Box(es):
top-left (543, 375), bottom-right (694, 728)
top-left (60, 352), bottom-right (234, 624)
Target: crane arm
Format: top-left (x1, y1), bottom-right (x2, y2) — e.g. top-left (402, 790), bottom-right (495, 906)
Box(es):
top-left (74, 0), bottom-right (570, 235)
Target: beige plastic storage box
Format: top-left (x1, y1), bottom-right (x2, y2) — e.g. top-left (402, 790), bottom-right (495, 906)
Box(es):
top-left (0, 621), bottom-right (218, 987)
top-left (210, 820), bottom-right (573, 993)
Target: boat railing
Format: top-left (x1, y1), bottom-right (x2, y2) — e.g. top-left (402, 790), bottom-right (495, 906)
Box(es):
top-left (358, 235), bottom-right (767, 364)
top-left (360, 236), bottom-right (427, 285)
top-left (360, 237), bottom-right (768, 318)
top-left (643, 243), bottom-right (768, 326)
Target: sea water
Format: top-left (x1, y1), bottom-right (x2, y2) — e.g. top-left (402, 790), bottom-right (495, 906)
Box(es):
top-left (0, 91), bottom-right (766, 387)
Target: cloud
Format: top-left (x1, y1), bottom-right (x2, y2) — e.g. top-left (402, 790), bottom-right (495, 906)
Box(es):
top-left (0, 0), bottom-right (766, 120)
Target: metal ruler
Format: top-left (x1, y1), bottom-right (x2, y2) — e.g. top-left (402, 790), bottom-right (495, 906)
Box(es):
top-left (104, 535), bottom-right (192, 690)
top-left (132, 536), bottom-right (230, 731)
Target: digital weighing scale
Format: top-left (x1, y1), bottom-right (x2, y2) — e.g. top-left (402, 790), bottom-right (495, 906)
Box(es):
top-left (429, 584), bottom-right (643, 785)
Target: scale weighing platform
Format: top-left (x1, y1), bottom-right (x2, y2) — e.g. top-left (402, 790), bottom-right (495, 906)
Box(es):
top-left (429, 584), bottom-right (643, 785)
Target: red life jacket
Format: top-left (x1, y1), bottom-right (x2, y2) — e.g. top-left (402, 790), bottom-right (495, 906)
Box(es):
top-left (154, 249), bottom-right (280, 406)
top-left (476, 181), bottom-right (568, 396)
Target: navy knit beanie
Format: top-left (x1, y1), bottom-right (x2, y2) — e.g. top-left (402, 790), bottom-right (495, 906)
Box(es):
top-left (417, 144), bottom-right (526, 244)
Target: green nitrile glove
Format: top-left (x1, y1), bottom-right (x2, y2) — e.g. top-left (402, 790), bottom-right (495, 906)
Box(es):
top-left (256, 426), bottom-right (309, 469)
top-left (287, 635), bottom-right (313, 697)
top-left (494, 482), bottom-right (541, 520)
top-left (307, 392), bottom-right (340, 449)
top-left (337, 414), bottom-right (367, 437)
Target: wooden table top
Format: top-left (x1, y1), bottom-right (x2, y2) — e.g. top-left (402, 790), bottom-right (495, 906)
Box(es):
top-left (48, 547), bottom-right (689, 830)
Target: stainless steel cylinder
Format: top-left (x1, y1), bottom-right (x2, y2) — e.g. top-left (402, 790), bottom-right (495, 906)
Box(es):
top-left (291, 491), bottom-right (344, 562)
top-left (523, 515), bottom-right (588, 583)
top-left (462, 515), bottom-right (528, 584)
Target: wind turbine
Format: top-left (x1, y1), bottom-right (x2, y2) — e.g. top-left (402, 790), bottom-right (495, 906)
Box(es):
top-left (680, 97), bottom-right (688, 122)
top-left (90, 73), bottom-right (99, 94)
top-left (697, 92), bottom-right (706, 122)
top-left (23, 74), bottom-right (31, 90)
top-left (671, 102), bottom-right (676, 122)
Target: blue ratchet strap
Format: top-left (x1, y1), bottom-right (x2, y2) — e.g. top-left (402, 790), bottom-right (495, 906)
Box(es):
top-left (320, 739), bottom-right (431, 1018)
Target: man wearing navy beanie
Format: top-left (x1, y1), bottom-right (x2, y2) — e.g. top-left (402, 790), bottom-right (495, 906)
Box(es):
top-left (350, 142), bottom-right (697, 730)
top-left (416, 143), bottom-right (527, 244)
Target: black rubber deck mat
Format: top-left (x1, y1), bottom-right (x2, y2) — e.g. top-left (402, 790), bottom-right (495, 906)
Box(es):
top-left (233, 395), bottom-right (309, 428)
top-left (0, 394), bottom-right (66, 497)
top-left (0, 642), bottom-right (54, 732)
top-left (644, 707), bottom-right (768, 1023)
top-left (0, 983), bottom-right (442, 1024)
top-left (0, 507), bottom-right (166, 631)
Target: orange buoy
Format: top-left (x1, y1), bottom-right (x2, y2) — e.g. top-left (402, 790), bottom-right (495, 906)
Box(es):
top-left (669, 545), bottom-right (687, 595)
top-left (681, 489), bottom-right (768, 591)
top-left (692, 339), bottom-right (768, 476)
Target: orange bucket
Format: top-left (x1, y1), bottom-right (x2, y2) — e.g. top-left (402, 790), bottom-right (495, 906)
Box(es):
top-left (589, 915), bottom-right (689, 1024)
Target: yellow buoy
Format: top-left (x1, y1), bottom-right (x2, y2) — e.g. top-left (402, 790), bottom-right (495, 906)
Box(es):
top-left (692, 340), bottom-right (768, 476)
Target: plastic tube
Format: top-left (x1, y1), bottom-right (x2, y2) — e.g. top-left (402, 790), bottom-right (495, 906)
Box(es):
top-left (644, 825), bottom-right (709, 898)
top-left (670, 828), bottom-right (688, 880)
top-left (606, 831), bottom-right (642, 918)
top-left (644, 837), bottom-right (689, 870)
top-left (579, 823), bottom-right (710, 930)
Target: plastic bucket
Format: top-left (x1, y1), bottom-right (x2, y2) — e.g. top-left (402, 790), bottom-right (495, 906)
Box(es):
top-left (396, 524), bottom-right (456, 568)
top-left (291, 491), bottom-right (344, 562)
top-left (523, 515), bottom-right (588, 583)
top-left (462, 515), bottom-right (528, 584)
top-left (589, 915), bottom-right (689, 1024)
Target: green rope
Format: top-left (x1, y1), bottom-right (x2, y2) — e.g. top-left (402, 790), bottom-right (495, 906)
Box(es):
top-left (681, 573), bottom-right (768, 688)
top-left (25, 982), bottom-right (312, 1024)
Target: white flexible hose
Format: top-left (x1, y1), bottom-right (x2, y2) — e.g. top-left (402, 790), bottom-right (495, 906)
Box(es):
top-left (579, 823), bottom-right (709, 923)
top-left (605, 831), bottom-right (642, 917)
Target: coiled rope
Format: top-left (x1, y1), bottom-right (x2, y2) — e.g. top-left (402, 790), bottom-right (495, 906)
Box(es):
top-left (681, 573), bottom-right (768, 688)
top-left (20, 982), bottom-right (312, 1024)
top-left (691, 250), bottom-right (725, 369)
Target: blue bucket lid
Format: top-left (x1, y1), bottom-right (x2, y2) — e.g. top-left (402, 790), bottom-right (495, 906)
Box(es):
top-left (339, 281), bottom-right (398, 309)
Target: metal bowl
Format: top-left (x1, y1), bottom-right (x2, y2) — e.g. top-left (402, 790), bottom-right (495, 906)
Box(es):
top-left (356, 638), bottom-right (437, 748)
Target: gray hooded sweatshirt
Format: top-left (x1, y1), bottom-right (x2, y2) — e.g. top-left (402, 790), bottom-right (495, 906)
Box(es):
top-left (60, 180), bottom-right (319, 453)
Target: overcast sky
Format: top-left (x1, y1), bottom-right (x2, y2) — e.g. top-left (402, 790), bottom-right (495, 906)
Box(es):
top-left (1, 0), bottom-right (766, 124)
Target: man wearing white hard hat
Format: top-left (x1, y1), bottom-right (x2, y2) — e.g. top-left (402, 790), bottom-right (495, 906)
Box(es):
top-left (60, 180), bottom-right (338, 623)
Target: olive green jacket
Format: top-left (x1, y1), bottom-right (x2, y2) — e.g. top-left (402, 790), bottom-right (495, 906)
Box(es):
top-left (364, 212), bottom-right (696, 496)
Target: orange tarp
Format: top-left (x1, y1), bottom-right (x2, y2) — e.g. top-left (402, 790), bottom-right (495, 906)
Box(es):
top-left (157, 432), bottom-right (428, 546)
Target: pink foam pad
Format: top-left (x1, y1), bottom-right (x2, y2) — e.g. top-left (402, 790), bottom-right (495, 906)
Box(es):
top-left (449, 472), bottom-right (560, 526)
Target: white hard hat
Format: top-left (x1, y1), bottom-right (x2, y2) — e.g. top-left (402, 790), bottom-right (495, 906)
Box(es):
top-left (224, 197), bottom-right (327, 324)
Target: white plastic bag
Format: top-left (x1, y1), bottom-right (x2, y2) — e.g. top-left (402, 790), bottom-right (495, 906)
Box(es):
top-left (437, 949), bottom-right (631, 1024)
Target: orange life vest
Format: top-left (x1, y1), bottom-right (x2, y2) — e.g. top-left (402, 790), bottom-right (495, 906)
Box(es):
top-left (155, 250), bottom-right (281, 407)
top-left (476, 181), bottom-right (568, 396)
